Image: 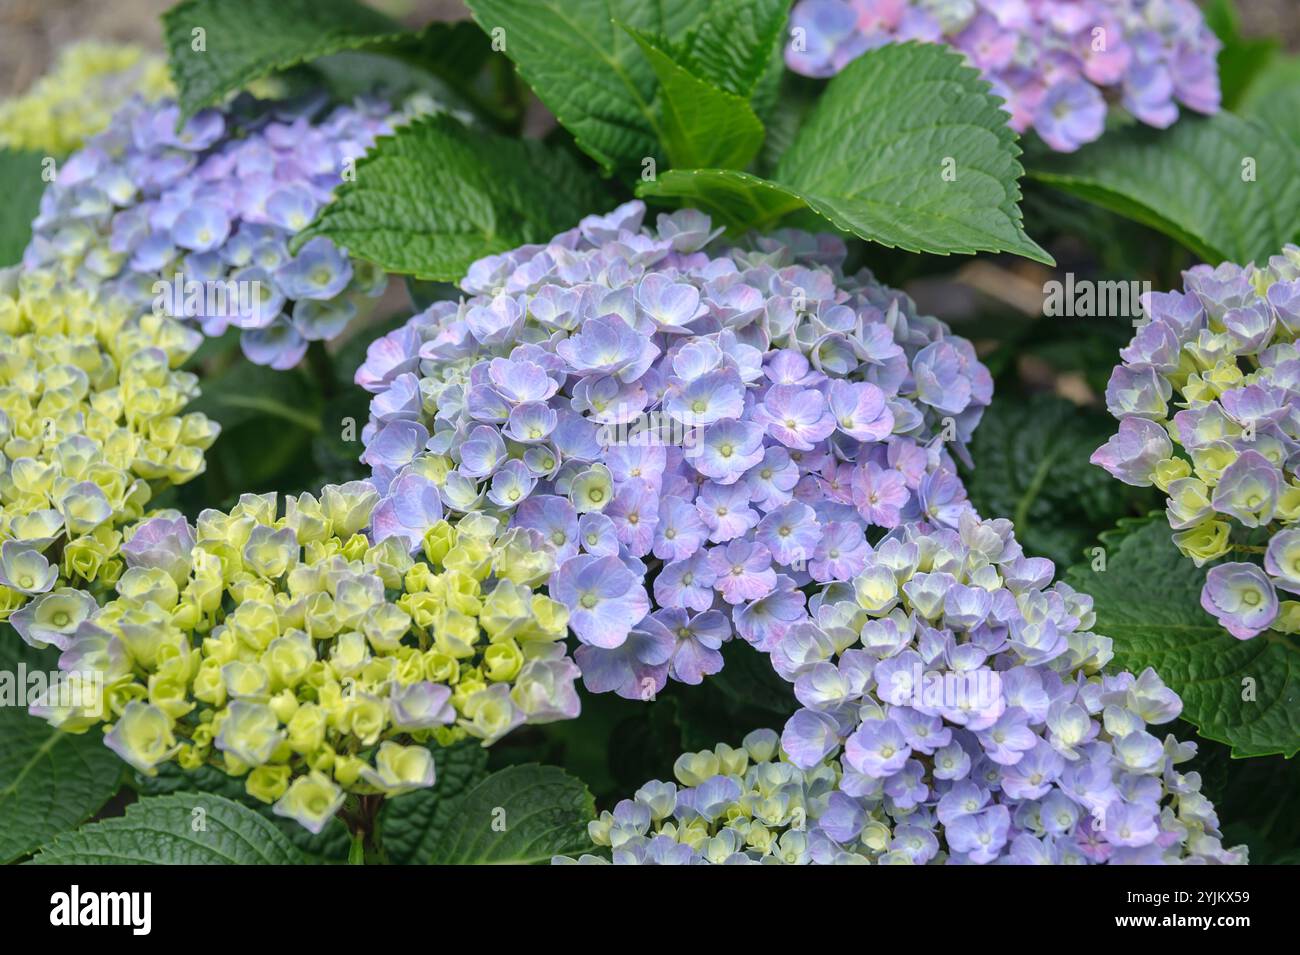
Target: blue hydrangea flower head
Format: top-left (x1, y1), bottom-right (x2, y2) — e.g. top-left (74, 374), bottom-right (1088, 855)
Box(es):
top-left (354, 201), bottom-right (993, 696)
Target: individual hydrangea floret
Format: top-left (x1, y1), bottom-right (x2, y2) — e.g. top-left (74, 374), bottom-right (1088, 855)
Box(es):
top-left (784, 0), bottom-right (1221, 152)
top-left (1093, 245), bottom-right (1300, 643)
top-left (0, 269), bottom-right (219, 628)
top-left (0, 41), bottom-right (171, 154)
top-left (22, 92), bottom-right (419, 368)
top-left (355, 201), bottom-right (990, 697)
top-left (561, 516), bottom-right (1246, 864)
top-left (28, 487), bottom-right (581, 830)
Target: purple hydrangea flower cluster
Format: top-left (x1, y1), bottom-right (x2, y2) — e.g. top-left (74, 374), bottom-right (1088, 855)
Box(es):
top-left (1092, 246), bottom-right (1300, 642)
top-left (23, 94), bottom-right (398, 368)
top-left (686, 512), bottom-right (1246, 864)
top-left (355, 201), bottom-right (990, 698)
top-left (785, 0), bottom-right (1221, 152)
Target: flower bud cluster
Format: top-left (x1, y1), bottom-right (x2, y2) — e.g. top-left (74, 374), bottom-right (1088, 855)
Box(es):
top-left (26, 486), bottom-right (580, 832)
top-left (1, 269), bottom-right (218, 625)
top-left (0, 41), bottom-right (171, 154)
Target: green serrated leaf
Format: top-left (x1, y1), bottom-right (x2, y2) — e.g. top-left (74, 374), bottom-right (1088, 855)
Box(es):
top-left (295, 114), bottom-right (609, 281)
top-left (30, 792), bottom-right (309, 864)
top-left (776, 42), bottom-right (1049, 262)
top-left (0, 637), bottom-right (125, 863)
top-left (164, 0), bottom-right (408, 119)
top-left (628, 29), bottom-right (764, 171)
top-left (1032, 111), bottom-right (1300, 265)
top-left (964, 394), bottom-right (1156, 568)
top-left (677, 0), bottom-right (790, 102)
top-left (1065, 518), bottom-right (1300, 759)
top-left (643, 43), bottom-right (1051, 263)
top-left (425, 764), bottom-right (594, 864)
top-left (465, 0), bottom-right (686, 173)
top-left (135, 762), bottom-right (351, 863)
top-left (0, 149), bottom-right (45, 267)
top-left (380, 741), bottom-right (490, 865)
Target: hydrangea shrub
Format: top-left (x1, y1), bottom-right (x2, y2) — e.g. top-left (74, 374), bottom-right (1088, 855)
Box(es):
top-left (785, 0), bottom-right (1222, 151)
top-left (0, 269), bottom-right (218, 624)
top-left (25, 484), bottom-right (580, 832)
top-left (23, 94), bottom-right (400, 368)
top-left (1092, 245), bottom-right (1300, 642)
top-left (355, 201), bottom-right (987, 698)
top-left (5, 0), bottom-right (1292, 869)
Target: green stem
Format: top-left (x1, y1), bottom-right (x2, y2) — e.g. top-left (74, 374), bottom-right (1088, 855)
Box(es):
top-left (306, 340), bottom-right (338, 400)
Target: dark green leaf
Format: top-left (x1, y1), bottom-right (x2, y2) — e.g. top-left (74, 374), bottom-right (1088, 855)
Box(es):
top-left (295, 115), bottom-right (609, 281)
top-left (0, 150), bottom-right (45, 267)
top-left (164, 0), bottom-right (408, 118)
top-left (1032, 111), bottom-right (1300, 264)
top-left (464, 0), bottom-right (683, 173)
top-left (380, 741), bottom-right (490, 864)
top-left (0, 637), bottom-right (125, 863)
top-left (135, 759), bottom-right (351, 863)
top-left (676, 0), bottom-right (791, 102)
top-left (628, 29), bottom-right (764, 170)
top-left (30, 793), bottom-right (309, 864)
top-left (642, 43), bottom-right (1051, 263)
top-left (964, 393), bottom-right (1156, 568)
top-left (425, 764), bottom-right (594, 864)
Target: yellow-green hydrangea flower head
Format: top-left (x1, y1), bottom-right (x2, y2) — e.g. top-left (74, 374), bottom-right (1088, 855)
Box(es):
top-left (29, 489), bottom-right (582, 831)
top-left (0, 42), bottom-right (172, 154)
top-left (0, 270), bottom-right (218, 624)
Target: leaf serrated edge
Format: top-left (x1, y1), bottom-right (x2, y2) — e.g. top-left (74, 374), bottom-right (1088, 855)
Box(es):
top-left (163, 0), bottom-right (409, 120)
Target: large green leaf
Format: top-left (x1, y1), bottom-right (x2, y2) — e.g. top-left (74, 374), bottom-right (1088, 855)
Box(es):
top-left (1237, 56), bottom-right (1300, 151)
top-left (0, 638), bottom-right (125, 863)
top-left (136, 762), bottom-right (351, 863)
top-left (425, 764), bottom-right (594, 864)
top-left (675, 0), bottom-right (790, 102)
top-left (465, 0), bottom-right (687, 173)
top-left (628, 30), bottom-right (764, 171)
top-left (30, 793), bottom-right (309, 864)
top-left (0, 150), bottom-right (45, 267)
top-left (295, 115), bottom-right (609, 281)
top-left (1032, 112), bottom-right (1300, 265)
top-left (1065, 518), bottom-right (1300, 759)
top-left (164, 0), bottom-right (409, 118)
top-left (641, 42), bottom-right (1051, 264)
top-left (964, 394), bottom-right (1155, 568)
top-left (380, 741), bottom-right (490, 865)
